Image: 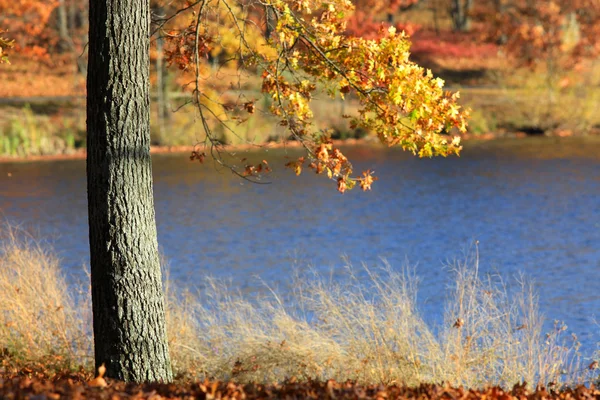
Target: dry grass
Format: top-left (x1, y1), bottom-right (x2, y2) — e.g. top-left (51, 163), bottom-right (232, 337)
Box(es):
top-left (437, 256), bottom-right (584, 388)
top-left (165, 254), bottom-right (593, 388)
top-left (0, 226), bottom-right (595, 388)
top-left (0, 226), bottom-right (92, 367)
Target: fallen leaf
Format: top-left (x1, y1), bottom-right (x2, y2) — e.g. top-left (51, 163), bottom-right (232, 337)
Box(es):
top-left (88, 364), bottom-right (107, 387)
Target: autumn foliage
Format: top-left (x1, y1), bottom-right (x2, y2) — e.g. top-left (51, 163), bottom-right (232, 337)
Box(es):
top-left (256, 5), bottom-right (466, 192)
top-left (5, 0), bottom-right (600, 185)
top-left (473, 0), bottom-right (600, 68)
top-left (344, 0), bottom-right (420, 38)
top-left (0, 30), bottom-right (12, 63)
top-left (159, 0), bottom-right (467, 192)
top-left (0, 1), bottom-right (57, 58)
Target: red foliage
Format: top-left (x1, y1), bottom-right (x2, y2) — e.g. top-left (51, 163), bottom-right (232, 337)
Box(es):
top-left (345, 11), bottom-right (420, 39)
top-left (351, 0), bottom-right (420, 20)
top-left (472, 0), bottom-right (600, 67)
top-left (0, 0), bottom-right (88, 61)
top-left (409, 29), bottom-right (498, 60)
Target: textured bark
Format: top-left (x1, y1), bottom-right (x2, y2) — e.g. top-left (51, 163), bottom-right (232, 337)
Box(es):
top-left (87, 0), bottom-right (173, 383)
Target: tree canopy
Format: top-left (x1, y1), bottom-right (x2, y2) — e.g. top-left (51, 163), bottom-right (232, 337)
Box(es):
top-left (159, 0), bottom-right (467, 192)
top-left (476, 0), bottom-right (600, 69)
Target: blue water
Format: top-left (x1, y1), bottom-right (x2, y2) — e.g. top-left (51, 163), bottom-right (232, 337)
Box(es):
top-left (0, 137), bottom-right (599, 351)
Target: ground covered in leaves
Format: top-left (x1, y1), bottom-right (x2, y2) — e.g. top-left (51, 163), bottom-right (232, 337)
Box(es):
top-left (1, 365), bottom-right (600, 400)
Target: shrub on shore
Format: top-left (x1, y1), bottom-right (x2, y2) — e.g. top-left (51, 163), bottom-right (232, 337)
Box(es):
top-left (0, 106), bottom-right (83, 157)
top-left (0, 226), bottom-right (595, 388)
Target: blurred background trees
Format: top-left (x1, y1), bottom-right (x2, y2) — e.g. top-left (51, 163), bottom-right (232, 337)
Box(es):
top-left (3, 0), bottom-right (598, 88)
top-left (2, 0), bottom-right (600, 152)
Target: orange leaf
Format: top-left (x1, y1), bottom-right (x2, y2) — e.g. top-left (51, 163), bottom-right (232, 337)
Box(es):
top-left (244, 101), bottom-right (256, 113)
top-left (360, 170), bottom-right (377, 191)
top-left (88, 364), bottom-right (108, 387)
top-left (337, 177), bottom-right (347, 194)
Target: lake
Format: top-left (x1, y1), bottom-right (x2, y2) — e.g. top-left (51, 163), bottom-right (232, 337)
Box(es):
top-left (0, 136), bottom-right (599, 352)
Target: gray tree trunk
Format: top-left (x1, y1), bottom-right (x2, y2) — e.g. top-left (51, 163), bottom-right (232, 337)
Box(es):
top-left (450, 0), bottom-right (472, 31)
top-left (265, 6), bottom-right (275, 39)
top-left (79, 4), bottom-right (88, 74)
top-left (57, 0), bottom-right (70, 52)
top-left (156, 34), bottom-right (169, 139)
top-left (87, 0), bottom-right (173, 383)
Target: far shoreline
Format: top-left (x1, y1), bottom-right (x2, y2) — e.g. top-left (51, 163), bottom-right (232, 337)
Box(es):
top-left (0, 138), bottom-right (371, 164)
top-left (0, 132), bottom-right (576, 164)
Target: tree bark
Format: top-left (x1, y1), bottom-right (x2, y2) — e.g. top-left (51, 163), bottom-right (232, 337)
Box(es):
top-left (87, 0), bottom-right (173, 383)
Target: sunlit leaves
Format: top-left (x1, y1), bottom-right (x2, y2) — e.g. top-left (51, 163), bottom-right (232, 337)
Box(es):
top-left (0, 32), bottom-right (13, 64)
top-left (259, 0), bottom-right (465, 191)
top-left (164, 23), bottom-right (212, 71)
top-left (285, 157), bottom-right (305, 176)
top-left (359, 170), bottom-right (377, 191)
top-left (165, 0), bottom-right (467, 192)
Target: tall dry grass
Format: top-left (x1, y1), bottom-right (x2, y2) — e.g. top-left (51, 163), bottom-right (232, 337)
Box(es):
top-left (0, 226), bottom-right (595, 387)
top-left (165, 254), bottom-right (594, 388)
top-left (168, 257), bottom-right (592, 387)
top-left (0, 226), bottom-right (92, 367)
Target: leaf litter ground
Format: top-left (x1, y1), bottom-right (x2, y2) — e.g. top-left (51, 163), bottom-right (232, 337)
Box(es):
top-left (1, 364), bottom-right (599, 400)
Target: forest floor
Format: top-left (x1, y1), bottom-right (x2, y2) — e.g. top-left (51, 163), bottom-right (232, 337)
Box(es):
top-left (1, 364), bottom-right (598, 400)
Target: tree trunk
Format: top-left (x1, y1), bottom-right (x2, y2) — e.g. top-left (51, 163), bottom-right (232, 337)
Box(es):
top-left (265, 5), bottom-right (275, 39)
top-left (79, 4), bottom-right (88, 74)
top-left (431, 0), bottom-right (441, 35)
top-left (87, 0), bottom-right (173, 383)
top-left (156, 34), bottom-right (167, 140)
top-left (67, 0), bottom-right (77, 32)
top-left (493, 0), bottom-right (507, 44)
top-left (57, 0), bottom-right (70, 52)
top-left (450, 0), bottom-right (472, 31)
top-left (464, 0), bottom-right (472, 30)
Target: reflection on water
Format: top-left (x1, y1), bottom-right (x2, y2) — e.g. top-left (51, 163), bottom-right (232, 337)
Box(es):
top-left (0, 137), bottom-right (599, 349)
